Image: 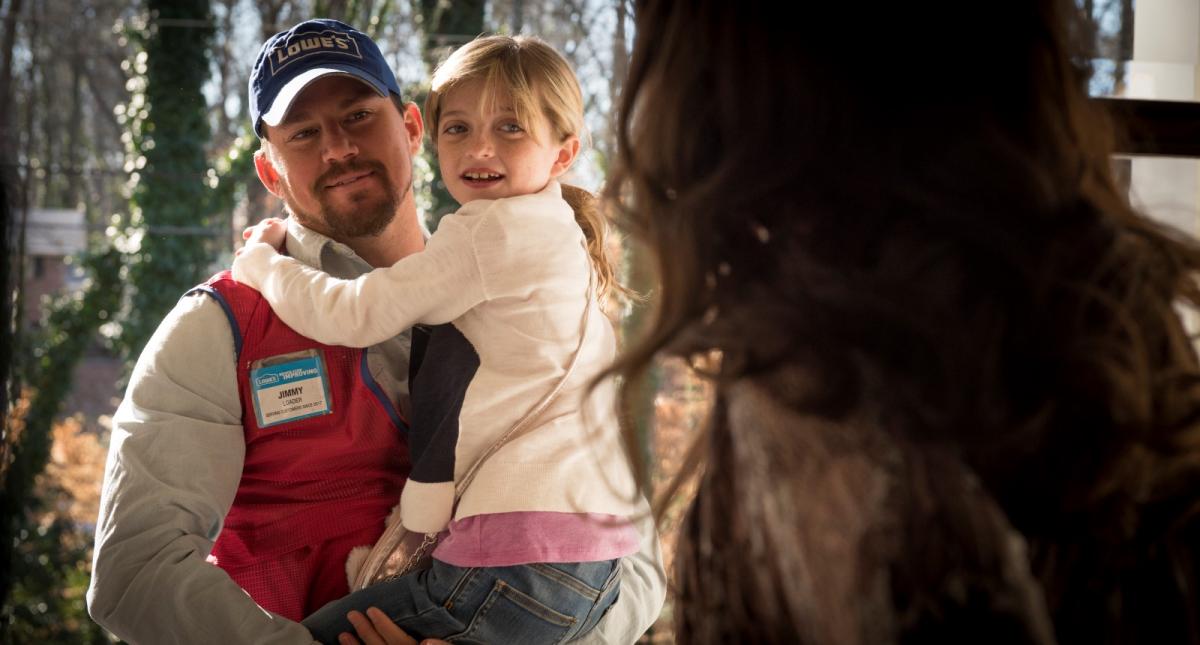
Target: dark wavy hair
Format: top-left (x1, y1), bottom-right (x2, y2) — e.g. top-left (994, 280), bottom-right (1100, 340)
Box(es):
top-left (607, 1), bottom-right (1200, 642)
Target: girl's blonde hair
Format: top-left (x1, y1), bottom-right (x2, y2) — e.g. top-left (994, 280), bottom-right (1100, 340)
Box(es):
top-left (426, 35), bottom-right (625, 302)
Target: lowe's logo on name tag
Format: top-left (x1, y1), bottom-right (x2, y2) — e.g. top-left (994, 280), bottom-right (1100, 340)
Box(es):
top-left (250, 354), bottom-right (332, 428)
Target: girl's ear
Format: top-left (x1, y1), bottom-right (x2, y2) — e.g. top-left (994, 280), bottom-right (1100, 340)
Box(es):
top-left (549, 135), bottom-right (581, 178)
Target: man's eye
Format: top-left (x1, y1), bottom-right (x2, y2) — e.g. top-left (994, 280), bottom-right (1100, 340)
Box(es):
top-left (289, 128), bottom-right (317, 142)
top-left (347, 110), bottom-right (370, 123)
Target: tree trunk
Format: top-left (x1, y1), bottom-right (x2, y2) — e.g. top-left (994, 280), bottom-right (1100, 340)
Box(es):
top-left (0, 0), bottom-right (23, 178)
top-left (36, 0), bottom-right (59, 207)
top-left (1114, 0), bottom-right (1134, 92)
top-left (0, 148), bottom-right (10, 465)
top-left (0, 0), bottom-right (37, 610)
top-left (511, 0), bottom-right (524, 33)
top-left (607, 0), bottom-right (627, 156)
top-left (16, 0), bottom-right (37, 322)
top-left (64, 48), bottom-right (85, 208)
top-left (0, 0), bottom-right (24, 425)
top-left (212, 0), bottom-right (237, 149)
top-left (258, 0), bottom-right (292, 42)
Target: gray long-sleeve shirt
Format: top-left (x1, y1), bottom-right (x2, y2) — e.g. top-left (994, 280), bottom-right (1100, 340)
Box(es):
top-left (87, 219), bottom-right (666, 644)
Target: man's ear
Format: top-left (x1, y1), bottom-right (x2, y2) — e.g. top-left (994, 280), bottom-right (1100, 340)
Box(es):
top-left (549, 136), bottom-right (581, 178)
top-left (402, 103), bottom-right (425, 156)
top-left (254, 149), bottom-right (283, 197)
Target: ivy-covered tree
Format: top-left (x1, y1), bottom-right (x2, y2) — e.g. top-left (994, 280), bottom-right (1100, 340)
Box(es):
top-left (118, 0), bottom-right (218, 362)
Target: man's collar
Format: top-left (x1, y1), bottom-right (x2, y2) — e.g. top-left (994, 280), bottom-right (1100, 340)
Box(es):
top-left (284, 217), bottom-right (371, 274)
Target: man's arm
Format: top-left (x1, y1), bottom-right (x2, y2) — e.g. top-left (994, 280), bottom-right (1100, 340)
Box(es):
top-left (86, 294), bottom-right (316, 644)
top-left (577, 496), bottom-right (667, 644)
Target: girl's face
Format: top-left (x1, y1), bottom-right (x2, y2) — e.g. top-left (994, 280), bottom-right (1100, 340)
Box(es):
top-left (436, 78), bottom-right (579, 205)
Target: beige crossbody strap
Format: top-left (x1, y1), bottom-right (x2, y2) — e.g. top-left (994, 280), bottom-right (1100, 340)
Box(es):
top-left (454, 257), bottom-right (596, 495)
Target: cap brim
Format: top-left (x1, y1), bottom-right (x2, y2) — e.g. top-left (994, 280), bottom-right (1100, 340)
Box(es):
top-left (261, 66), bottom-right (390, 128)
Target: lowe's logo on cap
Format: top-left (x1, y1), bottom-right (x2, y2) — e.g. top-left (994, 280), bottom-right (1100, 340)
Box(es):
top-left (249, 18), bottom-right (403, 138)
top-left (267, 30), bottom-right (362, 75)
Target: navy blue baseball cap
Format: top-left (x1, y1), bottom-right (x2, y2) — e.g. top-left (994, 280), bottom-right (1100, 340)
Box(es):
top-left (249, 19), bottom-right (402, 138)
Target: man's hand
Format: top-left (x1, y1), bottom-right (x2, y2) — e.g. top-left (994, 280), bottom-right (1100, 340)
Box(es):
top-left (239, 217), bottom-right (287, 253)
top-left (337, 608), bottom-right (450, 645)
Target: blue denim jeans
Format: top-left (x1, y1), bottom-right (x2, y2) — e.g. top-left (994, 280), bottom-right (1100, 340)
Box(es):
top-left (303, 559), bottom-right (621, 644)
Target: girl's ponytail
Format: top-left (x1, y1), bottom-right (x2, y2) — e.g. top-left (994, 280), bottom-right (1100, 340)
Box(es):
top-left (561, 183), bottom-right (631, 306)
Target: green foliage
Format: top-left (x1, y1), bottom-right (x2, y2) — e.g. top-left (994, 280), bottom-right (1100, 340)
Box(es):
top-left (118, 0), bottom-right (218, 363)
top-left (0, 246), bottom-right (123, 634)
top-left (410, 85), bottom-right (458, 232)
top-left (3, 500), bottom-right (111, 644)
top-left (209, 131), bottom-right (257, 218)
top-left (20, 247), bottom-right (123, 455)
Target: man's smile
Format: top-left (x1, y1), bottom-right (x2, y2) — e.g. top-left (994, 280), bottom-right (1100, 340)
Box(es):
top-left (324, 170), bottom-right (374, 190)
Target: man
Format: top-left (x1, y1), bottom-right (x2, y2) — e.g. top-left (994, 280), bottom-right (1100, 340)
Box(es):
top-left (87, 19), bottom-right (665, 644)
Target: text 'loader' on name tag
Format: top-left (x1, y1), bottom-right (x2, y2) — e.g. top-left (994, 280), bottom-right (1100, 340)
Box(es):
top-left (250, 349), bottom-right (333, 428)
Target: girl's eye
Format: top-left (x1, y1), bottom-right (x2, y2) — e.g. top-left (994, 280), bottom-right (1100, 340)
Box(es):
top-left (499, 122), bottom-right (524, 134)
top-left (443, 124), bottom-right (467, 135)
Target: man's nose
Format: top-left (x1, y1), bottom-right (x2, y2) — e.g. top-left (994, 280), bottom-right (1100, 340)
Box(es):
top-left (322, 125), bottom-right (358, 164)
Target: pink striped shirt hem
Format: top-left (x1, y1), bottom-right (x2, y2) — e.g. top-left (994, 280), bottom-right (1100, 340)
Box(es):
top-left (432, 511), bottom-right (640, 568)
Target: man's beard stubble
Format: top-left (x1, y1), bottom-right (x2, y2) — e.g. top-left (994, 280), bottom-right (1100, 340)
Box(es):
top-left (286, 159), bottom-right (409, 240)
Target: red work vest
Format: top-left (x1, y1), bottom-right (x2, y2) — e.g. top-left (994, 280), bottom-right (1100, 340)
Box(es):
top-left (194, 271), bottom-right (409, 621)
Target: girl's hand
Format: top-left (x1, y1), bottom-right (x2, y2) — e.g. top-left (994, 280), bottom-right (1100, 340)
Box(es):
top-left (337, 608), bottom-right (450, 645)
top-left (241, 217), bottom-right (287, 251)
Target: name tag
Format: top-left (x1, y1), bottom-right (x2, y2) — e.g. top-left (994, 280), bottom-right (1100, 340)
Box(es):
top-left (249, 350), bottom-right (333, 428)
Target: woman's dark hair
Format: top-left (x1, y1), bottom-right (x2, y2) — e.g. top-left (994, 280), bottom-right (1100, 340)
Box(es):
top-left (606, 1), bottom-right (1200, 641)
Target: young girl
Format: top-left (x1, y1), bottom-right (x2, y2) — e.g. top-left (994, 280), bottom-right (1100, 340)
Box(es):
top-left (232, 35), bottom-right (641, 644)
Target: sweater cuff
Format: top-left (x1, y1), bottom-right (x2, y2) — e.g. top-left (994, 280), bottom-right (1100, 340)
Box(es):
top-left (400, 480), bottom-right (456, 533)
top-left (230, 242), bottom-right (278, 290)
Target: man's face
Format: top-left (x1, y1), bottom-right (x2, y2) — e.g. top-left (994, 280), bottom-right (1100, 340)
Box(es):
top-left (256, 74), bottom-right (423, 241)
